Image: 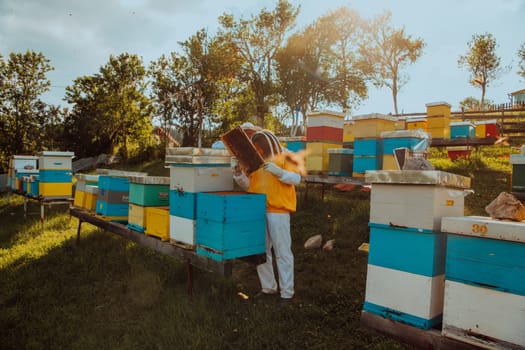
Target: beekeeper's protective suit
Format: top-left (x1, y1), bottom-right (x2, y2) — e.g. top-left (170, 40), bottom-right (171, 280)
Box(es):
top-left (232, 130), bottom-right (301, 300)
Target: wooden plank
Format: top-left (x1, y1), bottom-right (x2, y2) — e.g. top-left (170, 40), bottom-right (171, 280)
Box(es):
top-left (430, 138), bottom-right (497, 147)
top-left (360, 311), bottom-right (482, 350)
top-left (70, 208), bottom-right (235, 276)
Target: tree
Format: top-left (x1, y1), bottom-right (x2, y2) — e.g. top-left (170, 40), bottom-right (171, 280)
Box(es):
top-left (458, 33), bottom-right (504, 108)
top-left (64, 53), bottom-right (153, 159)
top-left (362, 11), bottom-right (425, 115)
top-left (218, 0), bottom-right (299, 128)
top-left (0, 51), bottom-right (54, 157)
top-left (459, 96), bottom-right (493, 111)
top-left (150, 29), bottom-right (240, 147)
top-left (518, 42), bottom-right (525, 80)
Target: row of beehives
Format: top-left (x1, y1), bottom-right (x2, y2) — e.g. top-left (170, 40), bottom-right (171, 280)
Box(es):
top-left (7, 151), bottom-right (75, 199)
top-left (362, 170), bottom-right (524, 349)
top-left (73, 148), bottom-right (267, 262)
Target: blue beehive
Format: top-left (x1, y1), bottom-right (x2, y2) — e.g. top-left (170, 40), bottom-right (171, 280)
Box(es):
top-left (352, 156), bottom-right (381, 173)
top-left (353, 138), bottom-right (382, 156)
top-left (39, 169), bottom-right (73, 183)
top-left (450, 121), bottom-right (475, 139)
top-left (195, 191), bottom-right (266, 261)
top-left (169, 190), bottom-right (196, 219)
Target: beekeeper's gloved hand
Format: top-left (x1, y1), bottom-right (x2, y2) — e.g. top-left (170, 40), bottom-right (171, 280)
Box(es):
top-left (264, 162), bottom-right (284, 178)
top-left (231, 157), bottom-right (242, 176)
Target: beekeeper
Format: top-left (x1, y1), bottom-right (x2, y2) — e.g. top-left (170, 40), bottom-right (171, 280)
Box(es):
top-left (232, 129), bottom-right (301, 301)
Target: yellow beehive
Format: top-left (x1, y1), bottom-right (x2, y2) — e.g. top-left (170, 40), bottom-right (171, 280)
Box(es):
top-left (426, 102), bottom-right (451, 117)
top-left (343, 122), bottom-right (355, 142)
top-left (394, 119), bottom-right (406, 130)
top-left (306, 141), bottom-right (341, 172)
top-left (74, 190), bottom-right (85, 207)
top-left (39, 183), bottom-right (72, 197)
top-left (83, 185), bottom-right (98, 212)
top-left (382, 154), bottom-right (398, 170)
top-left (128, 203), bottom-right (147, 230)
top-left (427, 116), bottom-right (450, 129)
top-left (306, 156), bottom-right (324, 172)
top-left (352, 172), bottom-right (365, 178)
top-left (145, 206), bottom-right (170, 241)
top-left (475, 123), bottom-right (486, 138)
top-left (406, 118), bottom-right (427, 131)
top-left (427, 126), bottom-right (450, 139)
top-left (353, 115), bottom-right (397, 138)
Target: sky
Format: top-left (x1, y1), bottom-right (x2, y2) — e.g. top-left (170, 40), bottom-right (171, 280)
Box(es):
top-left (0, 0), bottom-right (524, 117)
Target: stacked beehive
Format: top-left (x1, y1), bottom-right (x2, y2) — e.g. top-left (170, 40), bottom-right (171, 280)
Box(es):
top-left (8, 155), bottom-right (38, 193)
top-left (305, 110), bottom-right (344, 173)
top-left (380, 129), bottom-right (429, 170)
top-left (166, 148), bottom-right (233, 247)
top-left (425, 102), bottom-right (451, 139)
top-left (73, 174), bottom-right (99, 209)
top-left (95, 170), bottom-right (147, 222)
top-left (342, 120), bottom-right (354, 149)
top-left (127, 176), bottom-right (170, 240)
top-left (364, 170), bottom-right (470, 330)
top-left (279, 136), bottom-right (306, 152)
top-left (37, 151), bottom-right (74, 198)
top-left (441, 216), bottom-right (525, 348)
top-left (195, 191), bottom-right (266, 261)
top-left (352, 114), bottom-right (396, 177)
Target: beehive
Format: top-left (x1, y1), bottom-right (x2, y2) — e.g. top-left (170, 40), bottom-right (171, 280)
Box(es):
top-left (8, 155), bottom-right (38, 191)
top-left (196, 192), bottom-right (266, 261)
top-left (343, 121), bottom-right (355, 142)
top-left (145, 206), bottom-right (170, 241)
top-left (328, 148), bottom-right (353, 176)
top-left (169, 215), bottom-right (196, 246)
top-left (441, 216), bottom-right (525, 348)
top-left (380, 130), bottom-right (428, 156)
top-left (364, 170), bottom-right (471, 330)
top-left (306, 126), bottom-right (343, 142)
top-left (511, 154), bottom-right (525, 195)
top-left (305, 141), bottom-right (342, 172)
top-left (406, 117), bottom-right (427, 131)
top-left (306, 110), bottom-right (345, 128)
top-left (366, 171), bottom-right (470, 231)
top-left (169, 190), bottom-right (196, 219)
top-left (128, 203), bottom-right (147, 232)
top-left (474, 119), bottom-right (498, 138)
top-left (365, 223), bottom-right (447, 329)
top-left (129, 176), bottom-right (170, 206)
top-left (450, 121), bottom-right (475, 139)
top-left (352, 114), bottom-right (397, 139)
top-left (426, 102), bottom-right (451, 117)
top-left (83, 185), bottom-right (98, 212)
top-left (447, 146), bottom-right (472, 161)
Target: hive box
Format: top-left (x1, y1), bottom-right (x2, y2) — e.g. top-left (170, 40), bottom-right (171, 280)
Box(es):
top-left (380, 130), bottom-right (428, 156)
top-left (474, 119), bottom-right (498, 138)
top-left (98, 176), bottom-right (130, 192)
top-left (446, 146), bottom-right (472, 161)
top-left (366, 170), bottom-right (470, 231)
top-left (352, 156), bottom-right (381, 175)
top-left (450, 121), bottom-right (475, 139)
top-left (129, 176), bottom-right (170, 206)
top-left (39, 182), bottom-right (72, 198)
top-left (510, 154), bottom-right (525, 194)
top-left (196, 192), bottom-right (266, 261)
top-left (328, 148), bottom-right (353, 176)
top-left (169, 165), bottom-right (233, 193)
top-left (306, 110), bottom-right (345, 128)
top-left (406, 118), bottom-right (427, 131)
top-left (353, 138), bottom-right (382, 157)
top-left (352, 114), bottom-right (397, 138)
top-left (343, 121), bottom-right (355, 142)
top-left (83, 185), bottom-right (98, 212)
top-left (145, 206), bottom-right (170, 241)
top-left (128, 203), bottom-right (147, 232)
top-left (38, 151), bottom-right (74, 170)
top-left (364, 224), bottom-right (447, 329)
top-left (306, 126), bottom-right (343, 142)
top-left (169, 215), bottom-right (196, 246)
top-left (169, 190), bottom-right (196, 219)
top-left (441, 216), bottom-right (525, 349)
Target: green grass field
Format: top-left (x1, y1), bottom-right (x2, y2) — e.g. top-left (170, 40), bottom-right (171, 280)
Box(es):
top-left (0, 146), bottom-right (514, 349)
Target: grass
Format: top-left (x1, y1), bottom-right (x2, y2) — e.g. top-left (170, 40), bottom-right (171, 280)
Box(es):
top-left (0, 147), bottom-right (514, 350)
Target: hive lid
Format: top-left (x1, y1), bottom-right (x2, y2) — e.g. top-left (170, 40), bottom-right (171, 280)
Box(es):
top-left (11, 155), bottom-right (39, 160)
top-left (306, 110), bottom-right (345, 118)
top-left (510, 154), bottom-right (525, 165)
top-left (380, 129), bottom-right (429, 139)
top-left (442, 216), bottom-right (525, 242)
top-left (84, 185), bottom-right (99, 194)
top-left (96, 169), bottom-right (148, 177)
top-left (14, 169), bottom-right (39, 174)
top-left (129, 176), bottom-right (170, 184)
top-left (450, 121), bottom-right (474, 126)
top-left (365, 170), bottom-right (471, 189)
top-left (38, 151), bottom-right (75, 157)
top-left (75, 174), bottom-right (99, 182)
top-left (351, 113), bottom-right (397, 122)
top-left (166, 147), bottom-right (229, 156)
top-left (165, 155), bottom-right (231, 165)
